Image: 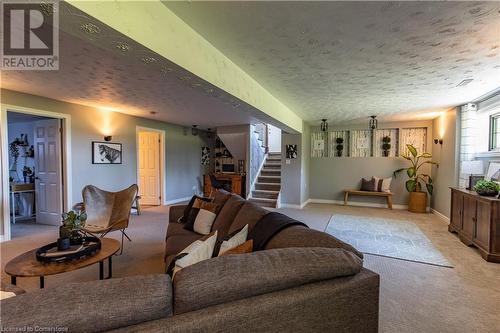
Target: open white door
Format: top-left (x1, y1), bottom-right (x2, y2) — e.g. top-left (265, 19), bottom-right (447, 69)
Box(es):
top-left (267, 124), bottom-right (282, 153)
top-left (34, 119), bottom-right (62, 225)
top-left (138, 131), bottom-right (161, 205)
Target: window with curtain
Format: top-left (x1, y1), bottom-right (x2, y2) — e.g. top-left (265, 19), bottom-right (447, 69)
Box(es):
top-left (490, 113), bottom-right (500, 151)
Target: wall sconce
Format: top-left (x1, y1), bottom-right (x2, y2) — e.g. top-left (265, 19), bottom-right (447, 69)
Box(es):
top-left (206, 128), bottom-right (213, 139)
top-left (104, 135), bottom-right (112, 142)
top-left (191, 125), bottom-right (199, 136)
top-left (434, 139), bottom-right (443, 145)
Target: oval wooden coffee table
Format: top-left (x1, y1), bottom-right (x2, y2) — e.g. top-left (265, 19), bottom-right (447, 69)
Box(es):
top-left (5, 238), bottom-right (120, 288)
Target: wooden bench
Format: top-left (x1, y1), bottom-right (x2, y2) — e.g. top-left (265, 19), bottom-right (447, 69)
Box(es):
top-left (343, 190), bottom-right (393, 209)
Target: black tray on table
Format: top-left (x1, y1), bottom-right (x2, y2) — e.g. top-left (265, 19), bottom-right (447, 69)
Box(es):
top-left (36, 236), bottom-right (101, 263)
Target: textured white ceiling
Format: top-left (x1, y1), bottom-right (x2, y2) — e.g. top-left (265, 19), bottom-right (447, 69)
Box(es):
top-left (166, 1), bottom-right (500, 124)
top-left (1, 3), bottom-right (293, 131)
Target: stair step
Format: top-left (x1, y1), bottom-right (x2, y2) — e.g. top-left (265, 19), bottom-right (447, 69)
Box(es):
top-left (252, 190), bottom-right (279, 199)
top-left (255, 183), bottom-right (281, 191)
top-left (249, 197), bottom-right (277, 208)
top-left (258, 176), bottom-right (281, 184)
top-left (268, 152), bottom-right (281, 156)
top-left (261, 169), bottom-right (281, 176)
top-left (267, 157), bottom-right (281, 162)
top-left (264, 163), bottom-right (281, 169)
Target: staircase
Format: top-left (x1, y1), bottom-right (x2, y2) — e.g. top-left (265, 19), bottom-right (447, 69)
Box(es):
top-left (249, 153), bottom-right (281, 208)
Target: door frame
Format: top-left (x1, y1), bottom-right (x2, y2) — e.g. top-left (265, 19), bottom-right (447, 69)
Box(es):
top-left (135, 126), bottom-right (166, 205)
top-left (1, 104), bottom-right (72, 241)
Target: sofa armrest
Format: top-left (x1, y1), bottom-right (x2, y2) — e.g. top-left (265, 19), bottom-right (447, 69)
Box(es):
top-left (0, 275), bottom-right (172, 333)
top-left (169, 205), bottom-right (187, 224)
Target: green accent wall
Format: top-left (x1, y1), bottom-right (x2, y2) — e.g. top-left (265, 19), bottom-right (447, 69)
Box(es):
top-left (68, 1), bottom-right (303, 133)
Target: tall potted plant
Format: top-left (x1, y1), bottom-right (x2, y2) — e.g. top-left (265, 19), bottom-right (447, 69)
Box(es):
top-left (394, 144), bottom-right (437, 213)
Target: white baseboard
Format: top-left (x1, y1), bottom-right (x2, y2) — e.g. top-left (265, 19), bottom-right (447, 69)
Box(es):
top-left (280, 199), bottom-right (309, 209)
top-left (164, 196), bottom-right (191, 205)
top-left (307, 198), bottom-right (410, 210)
top-left (431, 208), bottom-right (450, 223)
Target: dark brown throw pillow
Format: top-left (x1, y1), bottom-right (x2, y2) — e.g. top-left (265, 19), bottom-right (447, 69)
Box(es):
top-left (360, 177), bottom-right (376, 192)
top-left (220, 240), bottom-right (253, 256)
top-left (179, 195), bottom-right (212, 224)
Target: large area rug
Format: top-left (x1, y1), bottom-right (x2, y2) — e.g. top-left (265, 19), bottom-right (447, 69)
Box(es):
top-left (325, 214), bottom-right (452, 267)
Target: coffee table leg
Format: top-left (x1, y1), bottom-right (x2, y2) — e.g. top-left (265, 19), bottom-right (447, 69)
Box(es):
top-left (108, 256), bottom-right (113, 279)
top-left (11, 276), bottom-right (16, 285)
top-left (40, 276), bottom-right (44, 289)
top-left (99, 261), bottom-right (104, 280)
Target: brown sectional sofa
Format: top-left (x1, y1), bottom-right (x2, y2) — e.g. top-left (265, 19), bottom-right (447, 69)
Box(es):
top-left (1, 190), bottom-right (379, 332)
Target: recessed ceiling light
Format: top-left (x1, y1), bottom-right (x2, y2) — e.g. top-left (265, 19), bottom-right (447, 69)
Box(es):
top-left (457, 79), bottom-right (473, 87)
top-left (150, 111), bottom-right (157, 115)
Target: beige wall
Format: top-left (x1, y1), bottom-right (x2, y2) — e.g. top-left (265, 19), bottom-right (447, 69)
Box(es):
top-left (431, 109), bottom-right (459, 218)
top-left (1, 89), bottom-right (209, 235)
top-left (309, 120), bottom-right (434, 206)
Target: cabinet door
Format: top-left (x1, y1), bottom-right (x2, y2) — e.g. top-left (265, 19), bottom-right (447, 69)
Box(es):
top-left (462, 196), bottom-right (476, 240)
top-left (450, 191), bottom-right (463, 230)
top-left (474, 201), bottom-right (491, 250)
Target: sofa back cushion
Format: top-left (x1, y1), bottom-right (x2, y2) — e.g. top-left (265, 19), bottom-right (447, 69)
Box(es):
top-left (264, 225), bottom-right (363, 259)
top-left (228, 201), bottom-right (269, 234)
top-left (172, 247), bottom-right (362, 314)
top-left (211, 189), bottom-right (232, 207)
top-left (0, 275), bottom-right (172, 333)
top-left (211, 194), bottom-right (245, 238)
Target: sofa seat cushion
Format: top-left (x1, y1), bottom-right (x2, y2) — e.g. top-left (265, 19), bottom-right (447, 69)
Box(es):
top-left (166, 222), bottom-right (190, 239)
top-left (228, 202), bottom-right (269, 234)
top-left (172, 247), bottom-right (362, 314)
top-left (165, 232), bottom-right (205, 257)
top-left (264, 225), bottom-right (363, 259)
top-left (0, 275), bottom-right (172, 333)
top-left (211, 194), bottom-right (245, 238)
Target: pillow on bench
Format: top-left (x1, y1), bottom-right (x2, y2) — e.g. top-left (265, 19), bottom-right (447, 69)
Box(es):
top-left (172, 247), bottom-right (362, 314)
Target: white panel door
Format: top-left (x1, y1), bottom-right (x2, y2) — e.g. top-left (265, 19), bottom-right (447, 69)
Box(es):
top-left (138, 131), bottom-right (160, 205)
top-left (267, 124), bottom-right (282, 153)
top-left (34, 119), bottom-right (62, 225)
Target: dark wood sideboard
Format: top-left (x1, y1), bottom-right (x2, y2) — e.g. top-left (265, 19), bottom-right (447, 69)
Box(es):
top-left (449, 187), bottom-right (500, 262)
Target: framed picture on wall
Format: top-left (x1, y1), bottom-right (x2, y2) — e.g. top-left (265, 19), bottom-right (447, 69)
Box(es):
top-left (92, 141), bottom-right (122, 164)
top-left (201, 147), bottom-right (210, 165)
top-left (286, 144), bottom-right (298, 159)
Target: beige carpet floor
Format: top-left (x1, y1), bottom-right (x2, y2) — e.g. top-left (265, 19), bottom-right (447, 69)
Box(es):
top-left (2, 203), bottom-right (500, 333)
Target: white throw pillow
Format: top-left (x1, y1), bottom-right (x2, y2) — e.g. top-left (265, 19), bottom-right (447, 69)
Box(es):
top-left (218, 224), bottom-right (249, 256)
top-left (173, 231), bottom-right (218, 277)
top-left (374, 177), bottom-right (392, 193)
top-left (193, 209), bottom-right (217, 235)
top-left (0, 291), bottom-right (16, 300)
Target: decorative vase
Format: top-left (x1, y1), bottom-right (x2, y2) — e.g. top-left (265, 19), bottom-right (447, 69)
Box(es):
top-left (336, 150), bottom-right (343, 157)
top-left (69, 231), bottom-right (83, 245)
top-left (382, 150), bottom-right (389, 157)
top-left (408, 191), bottom-right (427, 213)
top-left (57, 237), bottom-right (70, 250)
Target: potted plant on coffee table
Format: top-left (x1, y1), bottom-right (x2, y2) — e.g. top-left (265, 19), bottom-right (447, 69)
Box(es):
top-left (59, 210), bottom-right (87, 249)
top-left (394, 144), bottom-right (437, 213)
